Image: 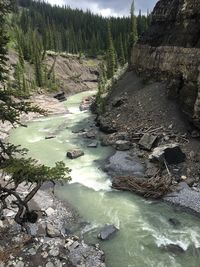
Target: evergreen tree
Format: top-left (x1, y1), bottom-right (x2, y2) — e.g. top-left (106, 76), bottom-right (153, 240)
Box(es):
top-left (147, 9), bottom-right (152, 27)
top-left (32, 31), bottom-right (44, 87)
top-left (14, 0), bottom-right (131, 57)
top-left (119, 34), bottom-right (126, 66)
top-left (130, 0), bottom-right (138, 44)
top-left (128, 0), bottom-right (138, 64)
top-left (106, 22), bottom-right (116, 79)
top-left (14, 62), bottom-right (23, 91)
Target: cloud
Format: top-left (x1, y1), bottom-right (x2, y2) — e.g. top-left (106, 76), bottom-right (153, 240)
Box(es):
top-left (46, 0), bottom-right (158, 17)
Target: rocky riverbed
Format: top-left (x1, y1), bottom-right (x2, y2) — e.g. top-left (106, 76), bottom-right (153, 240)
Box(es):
top-left (0, 93), bottom-right (106, 267)
top-left (0, 183), bottom-right (105, 267)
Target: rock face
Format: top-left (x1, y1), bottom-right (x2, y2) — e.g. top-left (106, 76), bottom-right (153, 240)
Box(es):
top-left (131, 0), bottom-right (200, 128)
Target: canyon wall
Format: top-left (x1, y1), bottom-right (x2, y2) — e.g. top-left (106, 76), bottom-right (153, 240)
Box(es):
top-left (131, 0), bottom-right (200, 127)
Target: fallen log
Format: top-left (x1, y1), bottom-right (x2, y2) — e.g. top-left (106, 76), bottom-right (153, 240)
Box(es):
top-left (112, 174), bottom-right (172, 199)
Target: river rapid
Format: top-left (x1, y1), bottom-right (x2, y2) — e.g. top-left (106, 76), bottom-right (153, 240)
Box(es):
top-left (10, 91), bottom-right (200, 267)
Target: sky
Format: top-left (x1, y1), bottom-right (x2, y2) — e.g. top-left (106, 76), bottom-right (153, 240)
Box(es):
top-left (46, 0), bottom-right (159, 17)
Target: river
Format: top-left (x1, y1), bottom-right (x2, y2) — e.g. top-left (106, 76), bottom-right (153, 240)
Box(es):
top-left (10, 91), bottom-right (200, 267)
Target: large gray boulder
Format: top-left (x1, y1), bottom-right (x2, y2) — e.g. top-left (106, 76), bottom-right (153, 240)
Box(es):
top-left (160, 243), bottom-right (185, 254)
top-left (149, 143), bottom-right (186, 164)
top-left (105, 151), bottom-right (145, 177)
top-left (67, 149), bottom-right (84, 159)
top-left (97, 224), bottom-right (119, 240)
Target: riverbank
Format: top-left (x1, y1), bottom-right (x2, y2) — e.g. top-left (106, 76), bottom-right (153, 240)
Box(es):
top-left (96, 70), bottom-right (200, 216)
top-left (0, 90), bottom-right (108, 266)
top-left (0, 181), bottom-right (105, 267)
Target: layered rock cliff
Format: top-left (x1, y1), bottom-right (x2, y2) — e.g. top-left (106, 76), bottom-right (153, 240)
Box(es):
top-left (131, 0), bottom-right (200, 127)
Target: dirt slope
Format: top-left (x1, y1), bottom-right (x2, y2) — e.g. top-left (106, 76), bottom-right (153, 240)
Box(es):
top-left (101, 71), bottom-right (190, 134)
top-left (8, 50), bottom-right (99, 94)
top-left (98, 71), bottom-right (200, 185)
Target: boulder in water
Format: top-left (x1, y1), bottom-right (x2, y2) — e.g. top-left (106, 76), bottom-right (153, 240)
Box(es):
top-left (67, 149), bottom-right (84, 159)
top-left (97, 224), bottom-right (119, 240)
top-left (45, 135), bottom-right (56, 140)
top-left (105, 151), bottom-right (145, 177)
top-left (160, 243), bottom-right (185, 254)
top-left (87, 141), bottom-right (98, 148)
top-left (86, 130), bottom-right (97, 139)
top-left (168, 218), bottom-right (181, 227)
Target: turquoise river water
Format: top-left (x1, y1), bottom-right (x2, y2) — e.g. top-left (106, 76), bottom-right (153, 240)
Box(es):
top-left (10, 91), bottom-right (200, 267)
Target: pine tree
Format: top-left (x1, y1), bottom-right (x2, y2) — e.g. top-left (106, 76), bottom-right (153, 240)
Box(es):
top-left (119, 34), bottom-right (126, 66)
top-left (32, 31), bottom-right (44, 87)
top-left (147, 9), bottom-right (152, 27)
top-left (106, 22), bottom-right (116, 79)
top-left (14, 62), bottom-right (22, 91)
top-left (130, 0), bottom-right (138, 44)
top-left (15, 0), bottom-right (131, 57)
top-left (128, 0), bottom-right (138, 64)
top-left (137, 10), bottom-right (142, 36)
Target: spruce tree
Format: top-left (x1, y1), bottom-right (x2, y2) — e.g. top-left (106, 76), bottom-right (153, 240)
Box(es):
top-left (15, 0), bottom-right (131, 58)
top-left (106, 22), bottom-right (116, 79)
top-left (130, 0), bottom-right (138, 44)
top-left (128, 0), bottom-right (138, 64)
top-left (137, 10), bottom-right (142, 36)
top-left (32, 31), bottom-right (44, 87)
top-left (119, 34), bottom-right (126, 66)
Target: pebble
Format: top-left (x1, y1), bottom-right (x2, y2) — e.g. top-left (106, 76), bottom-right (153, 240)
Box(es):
top-left (41, 251), bottom-right (49, 258)
top-left (49, 247), bottom-right (60, 257)
top-left (69, 241), bottom-right (79, 251)
top-left (45, 207), bottom-right (55, 216)
top-left (15, 261), bottom-right (24, 267)
top-left (0, 220), bottom-right (4, 228)
top-left (28, 248), bottom-right (36, 256)
top-left (46, 262), bottom-right (55, 267)
top-left (46, 223), bottom-right (60, 238)
top-left (181, 175), bottom-right (187, 180)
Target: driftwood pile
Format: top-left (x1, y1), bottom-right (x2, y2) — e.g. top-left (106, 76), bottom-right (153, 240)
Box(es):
top-left (112, 174), bottom-right (172, 199)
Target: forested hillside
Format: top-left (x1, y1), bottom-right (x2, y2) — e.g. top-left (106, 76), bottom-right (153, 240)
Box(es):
top-left (14, 0), bottom-right (151, 58)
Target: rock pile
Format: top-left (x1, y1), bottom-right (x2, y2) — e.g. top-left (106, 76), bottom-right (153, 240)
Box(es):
top-left (0, 186), bottom-right (106, 267)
